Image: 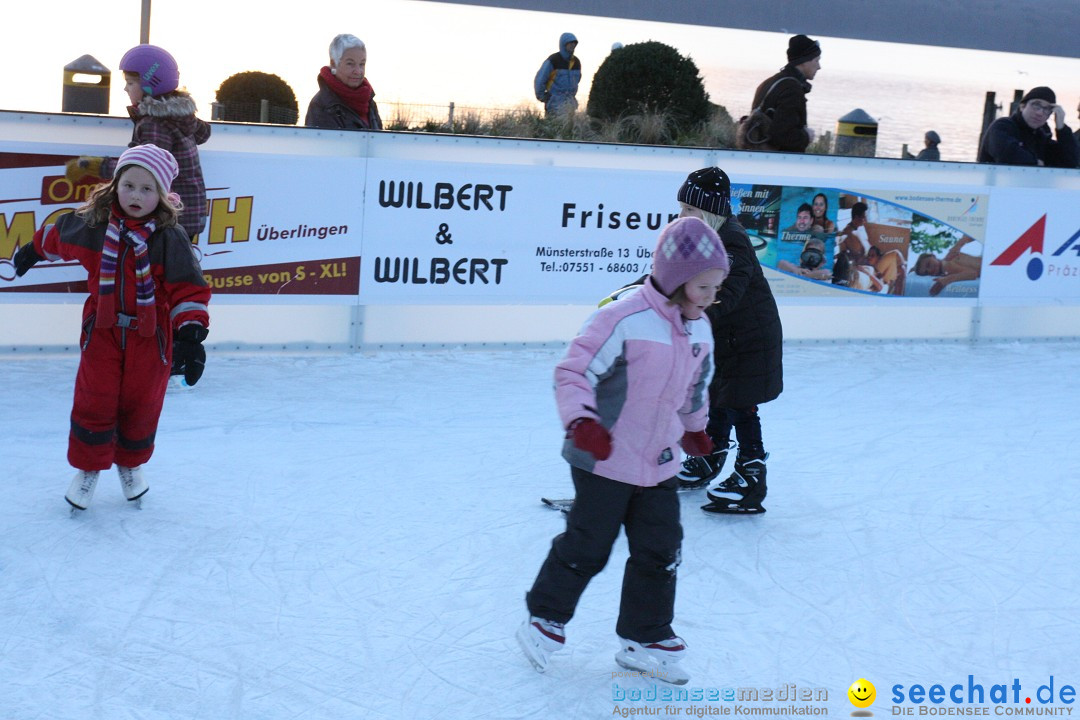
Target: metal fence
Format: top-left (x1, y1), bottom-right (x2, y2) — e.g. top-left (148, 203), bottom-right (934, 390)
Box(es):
top-left (380, 101), bottom-right (520, 132)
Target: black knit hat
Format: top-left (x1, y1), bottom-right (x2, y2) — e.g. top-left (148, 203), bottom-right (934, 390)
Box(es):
top-left (1021, 86), bottom-right (1056, 105)
top-left (677, 167), bottom-right (732, 217)
top-left (787, 34), bottom-right (821, 65)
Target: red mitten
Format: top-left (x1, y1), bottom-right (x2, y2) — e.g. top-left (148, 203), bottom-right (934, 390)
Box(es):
top-left (681, 430), bottom-right (714, 457)
top-left (568, 418), bottom-right (612, 460)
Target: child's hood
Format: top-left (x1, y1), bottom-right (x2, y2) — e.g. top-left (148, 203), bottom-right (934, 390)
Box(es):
top-left (133, 92), bottom-right (210, 141)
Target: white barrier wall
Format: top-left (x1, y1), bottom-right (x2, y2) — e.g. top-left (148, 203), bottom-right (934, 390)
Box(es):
top-left (2, 110), bottom-right (1079, 352)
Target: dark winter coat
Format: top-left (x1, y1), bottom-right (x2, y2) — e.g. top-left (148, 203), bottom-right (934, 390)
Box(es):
top-left (305, 81), bottom-right (383, 131)
top-left (101, 92), bottom-right (211, 238)
top-left (749, 66), bottom-right (812, 152)
top-left (705, 217), bottom-right (783, 409)
top-left (977, 111), bottom-right (1079, 167)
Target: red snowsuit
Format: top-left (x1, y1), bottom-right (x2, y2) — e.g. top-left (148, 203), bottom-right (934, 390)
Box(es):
top-left (31, 211), bottom-right (211, 471)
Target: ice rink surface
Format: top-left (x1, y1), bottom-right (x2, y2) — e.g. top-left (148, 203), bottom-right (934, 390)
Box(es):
top-left (3, 340), bottom-right (1078, 719)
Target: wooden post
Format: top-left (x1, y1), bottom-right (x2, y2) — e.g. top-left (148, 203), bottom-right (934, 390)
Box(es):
top-left (978, 91), bottom-right (998, 156)
top-left (1010, 89), bottom-right (1024, 115)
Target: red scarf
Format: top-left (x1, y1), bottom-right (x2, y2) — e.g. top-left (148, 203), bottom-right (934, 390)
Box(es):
top-left (319, 66), bottom-right (375, 125)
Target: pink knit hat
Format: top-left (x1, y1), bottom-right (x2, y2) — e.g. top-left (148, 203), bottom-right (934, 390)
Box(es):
top-left (116, 144), bottom-right (179, 192)
top-left (651, 217), bottom-right (729, 296)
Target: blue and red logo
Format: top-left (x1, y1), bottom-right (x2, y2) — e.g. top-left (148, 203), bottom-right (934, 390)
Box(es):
top-left (991, 214), bottom-right (1080, 281)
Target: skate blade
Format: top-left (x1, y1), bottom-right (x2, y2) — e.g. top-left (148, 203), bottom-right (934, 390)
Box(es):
top-left (701, 501), bottom-right (765, 515)
top-left (65, 497), bottom-right (89, 514)
top-left (541, 497), bottom-right (573, 514)
top-left (614, 656), bottom-right (689, 685)
top-left (125, 488), bottom-right (149, 505)
top-left (516, 625), bottom-right (550, 673)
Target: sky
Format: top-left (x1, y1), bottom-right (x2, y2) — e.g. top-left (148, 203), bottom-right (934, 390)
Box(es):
top-left (5, 0), bottom-right (1080, 161)
top-left (3, 340), bottom-right (1080, 718)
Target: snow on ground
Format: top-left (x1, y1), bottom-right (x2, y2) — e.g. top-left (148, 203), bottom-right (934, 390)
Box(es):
top-left (2, 340), bottom-right (1079, 719)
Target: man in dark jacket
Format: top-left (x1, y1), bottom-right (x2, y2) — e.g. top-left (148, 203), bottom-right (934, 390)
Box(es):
top-left (977, 86), bottom-right (1078, 168)
top-left (746, 34), bottom-right (821, 153)
top-left (903, 131), bottom-right (942, 161)
top-left (673, 168), bottom-right (784, 514)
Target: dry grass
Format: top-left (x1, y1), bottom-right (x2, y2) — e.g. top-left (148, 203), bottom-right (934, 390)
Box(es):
top-left (384, 104), bottom-right (773, 150)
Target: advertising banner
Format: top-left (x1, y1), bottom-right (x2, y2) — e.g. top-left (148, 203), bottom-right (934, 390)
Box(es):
top-left (0, 150), bottom-right (364, 304)
top-left (2, 135), bottom-right (1076, 309)
top-left (359, 159), bottom-right (683, 304)
top-left (979, 187), bottom-right (1080, 303)
top-left (736, 182), bottom-right (989, 300)
top-left (359, 159), bottom-right (997, 305)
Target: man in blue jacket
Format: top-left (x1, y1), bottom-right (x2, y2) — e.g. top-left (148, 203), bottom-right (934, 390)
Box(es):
top-left (534, 33), bottom-right (581, 116)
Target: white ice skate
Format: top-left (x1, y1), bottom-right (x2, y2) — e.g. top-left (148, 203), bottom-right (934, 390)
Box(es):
top-left (516, 616), bottom-right (565, 672)
top-left (117, 465), bottom-right (148, 505)
top-left (65, 470), bottom-right (100, 512)
top-left (615, 636), bottom-right (690, 685)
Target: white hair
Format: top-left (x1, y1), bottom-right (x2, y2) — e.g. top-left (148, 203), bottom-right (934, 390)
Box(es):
top-left (329, 34), bottom-right (365, 66)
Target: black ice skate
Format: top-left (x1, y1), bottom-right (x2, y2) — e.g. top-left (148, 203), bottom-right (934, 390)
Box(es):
top-left (701, 452), bottom-right (768, 514)
top-left (676, 440), bottom-right (733, 491)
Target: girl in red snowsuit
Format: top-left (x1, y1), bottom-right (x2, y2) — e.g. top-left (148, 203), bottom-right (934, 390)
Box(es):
top-left (14, 144), bottom-right (211, 511)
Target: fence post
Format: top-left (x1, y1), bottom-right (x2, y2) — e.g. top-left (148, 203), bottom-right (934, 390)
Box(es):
top-left (448, 102), bottom-right (455, 133)
top-left (260, 99), bottom-right (270, 123)
top-left (977, 91), bottom-right (998, 156)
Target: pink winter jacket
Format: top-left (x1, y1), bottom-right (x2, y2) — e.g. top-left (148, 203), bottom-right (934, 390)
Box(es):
top-left (555, 279), bottom-right (714, 487)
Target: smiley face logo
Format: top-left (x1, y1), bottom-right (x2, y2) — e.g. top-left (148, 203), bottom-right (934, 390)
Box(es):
top-left (848, 678), bottom-right (876, 709)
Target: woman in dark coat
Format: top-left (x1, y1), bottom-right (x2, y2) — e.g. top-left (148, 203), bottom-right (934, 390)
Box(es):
top-left (673, 167), bottom-right (783, 514)
top-left (305, 34), bottom-right (383, 130)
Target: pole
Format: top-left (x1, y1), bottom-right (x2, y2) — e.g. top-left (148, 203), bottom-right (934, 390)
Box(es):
top-left (977, 91), bottom-right (997, 157)
top-left (140, 0), bottom-right (151, 43)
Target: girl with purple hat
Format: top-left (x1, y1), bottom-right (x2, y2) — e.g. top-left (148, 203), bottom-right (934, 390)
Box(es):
top-left (517, 217), bottom-right (729, 685)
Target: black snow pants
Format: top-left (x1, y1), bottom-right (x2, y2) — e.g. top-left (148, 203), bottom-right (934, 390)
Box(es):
top-left (526, 466), bottom-right (682, 643)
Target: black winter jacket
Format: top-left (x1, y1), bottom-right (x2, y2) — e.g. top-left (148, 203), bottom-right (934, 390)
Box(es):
top-left (977, 111), bottom-right (1078, 167)
top-left (705, 217), bottom-right (784, 409)
top-left (749, 66), bottom-right (812, 153)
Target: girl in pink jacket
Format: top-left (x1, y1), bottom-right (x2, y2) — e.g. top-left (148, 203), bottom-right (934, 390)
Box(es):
top-left (517, 217), bottom-right (730, 685)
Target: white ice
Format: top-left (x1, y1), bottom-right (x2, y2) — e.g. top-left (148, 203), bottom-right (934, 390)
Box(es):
top-left (2, 340), bottom-right (1079, 719)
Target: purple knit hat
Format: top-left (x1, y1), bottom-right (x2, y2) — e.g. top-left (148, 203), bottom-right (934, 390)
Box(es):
top-left (651, 217), bottom-right (729, 296)
top-left (116, 144), bottom-right (179, 192)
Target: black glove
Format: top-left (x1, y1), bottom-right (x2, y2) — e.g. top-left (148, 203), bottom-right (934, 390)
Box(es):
top-left (172, 324), bottom-right (208, 386)
top-left (14, 243), bottom-right (43, 277)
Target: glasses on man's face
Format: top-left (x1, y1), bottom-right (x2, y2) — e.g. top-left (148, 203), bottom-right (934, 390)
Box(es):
top-left (1028, 101), bottom-right (1055, 114)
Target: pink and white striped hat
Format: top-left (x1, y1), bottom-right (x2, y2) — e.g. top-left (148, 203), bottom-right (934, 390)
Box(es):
top-left (115, 144), bottom-right (179, 192)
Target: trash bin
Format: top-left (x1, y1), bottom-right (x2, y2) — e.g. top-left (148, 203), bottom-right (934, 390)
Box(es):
top-left (62, 55), bottom-right (111, 114)
top-left (835, 108), bottom-right (877, 157)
